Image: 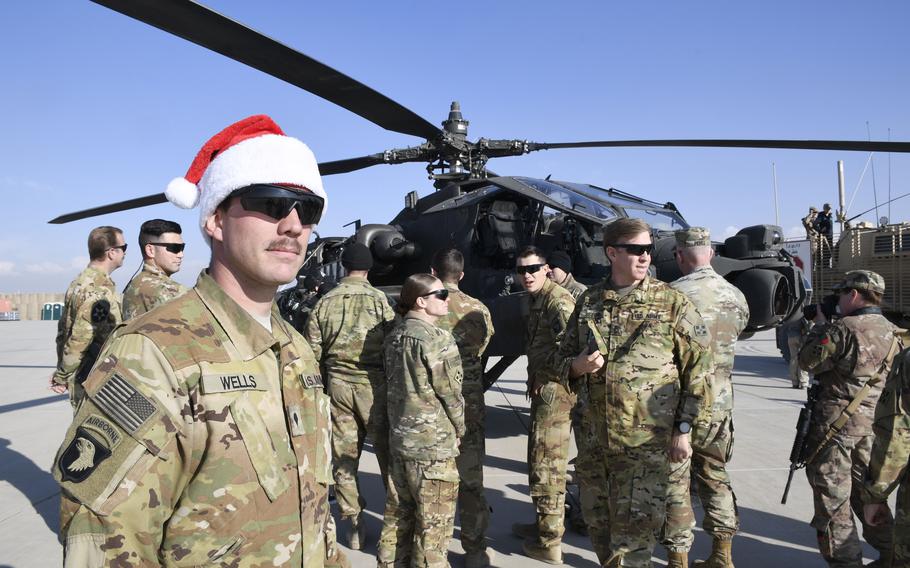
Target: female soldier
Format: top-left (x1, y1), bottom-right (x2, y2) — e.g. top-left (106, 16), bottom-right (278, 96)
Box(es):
top-left (377, 273), bottom-right (466, 568)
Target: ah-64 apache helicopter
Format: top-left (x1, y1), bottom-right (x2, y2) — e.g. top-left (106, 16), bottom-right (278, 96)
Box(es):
top-left (51, 0), bottom-right (910, 380)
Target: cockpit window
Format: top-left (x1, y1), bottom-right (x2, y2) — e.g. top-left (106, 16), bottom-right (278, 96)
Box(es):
top-left (621, 208), bottom-right (688, 231)
top-left (513, 177), bottom-right (618, 221)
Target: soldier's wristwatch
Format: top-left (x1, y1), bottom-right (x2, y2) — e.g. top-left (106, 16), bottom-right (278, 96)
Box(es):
top-left (676, 421), bottom-right (692, 434)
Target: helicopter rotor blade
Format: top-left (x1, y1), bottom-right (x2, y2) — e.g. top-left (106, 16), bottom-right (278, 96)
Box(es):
top-left (90, 0), bottom-right (441, 141)
top-left (48, 193), bottom-right (169, 224)
top-left (527, 139), bottom-right (910, 153)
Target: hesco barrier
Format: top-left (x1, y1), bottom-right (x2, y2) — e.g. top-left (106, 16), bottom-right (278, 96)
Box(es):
top-left (0, 293), bottom-right (65, 321)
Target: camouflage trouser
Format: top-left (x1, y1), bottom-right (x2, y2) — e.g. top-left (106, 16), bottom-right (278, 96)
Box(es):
top-left (661, 413), bottom-right (738, 552)
top-left (605, 447), bottom-right (670, 568)
top-left (456, 384), bottom-right (489, 554)
top-left (895, 480), bottom-right (910, 568)
top-left (805, 433), bottom-right (893, 567)
top-left (377, 455), bottom-right (458, 568)
top-left (528, 380), bottom-right (576, 546)
top-left (329, 377), bottom-right (390, 520)
top-left (788, 333), bottom-right (809, 388)
top-left (572, 381), bottom-right (610, 562)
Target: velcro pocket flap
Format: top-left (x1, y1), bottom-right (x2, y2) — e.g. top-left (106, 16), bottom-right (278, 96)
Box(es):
top-left (231, 395), bottom-right (290, 501)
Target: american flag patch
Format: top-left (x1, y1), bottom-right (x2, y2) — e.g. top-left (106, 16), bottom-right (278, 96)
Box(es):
top-left (94, 374), bottom-right (157, 434)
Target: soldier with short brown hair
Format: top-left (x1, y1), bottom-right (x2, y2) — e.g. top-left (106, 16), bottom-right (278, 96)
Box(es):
top-left (50, 225), bottom-right (125, 409)
top-left (559, 218), bottom-right (712, 567)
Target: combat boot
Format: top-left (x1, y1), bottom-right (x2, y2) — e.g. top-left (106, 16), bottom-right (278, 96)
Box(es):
top-left (511, 522), bottom-right (537, 540)
top-left (522, 540), bottom-right (563, 565)
top-left (343, 514), bottom-right (366, 550)
top-left (693, 539), bottom-right (734, 568)
top-left (667, 550), bottom-right (689, 568)
top-left (464, 548), bottom-right (496, 568)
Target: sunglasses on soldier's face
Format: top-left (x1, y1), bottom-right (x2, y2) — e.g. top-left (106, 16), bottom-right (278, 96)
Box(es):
top-left (516, 263), bottom-right (545, 276)
top-left (232, 184), bottom-right (324, 225)
top-left (107, 244), bottom-right (128, 253)
top-left (608, 243), bottom-right (653, 256)
top-left (148, 242), bottom-right (185, 254)
top-left (421, 289), bottom-right (450, 301)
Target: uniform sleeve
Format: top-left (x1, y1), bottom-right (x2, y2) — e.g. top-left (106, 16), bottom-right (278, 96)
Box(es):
top-left (674, 297), bottom-right (713, 426)
top-left (865, 350), bottom-right (910, 502)
top-left (303, 304), bottom-right (325, 364)
top-left (54, 291), bottom-right (115, 384)
top-left (478, 306), bottom-right (495, 358)
top-left (380, 294), bottom-right (398, 337)
top-left (735, 295), bottom-right (750, 336)
top-left (56, 334), bottom-right (187, 564)
top-left (798, 322), bottom-right (847, 373)
top-left (424, 335), bottom-right (466, 438)
top-left (556, 298), bottom-right (586, 381)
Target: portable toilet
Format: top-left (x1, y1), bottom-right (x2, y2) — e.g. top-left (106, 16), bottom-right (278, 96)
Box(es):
top-left (42, 303), bottom-right (53, 320)
top-left (52, 302), bottom-right (64, 320)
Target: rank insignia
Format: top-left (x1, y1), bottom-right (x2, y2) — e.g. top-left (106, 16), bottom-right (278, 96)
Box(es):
top-left (694, 324), bottom-right (708, 337)
top-left (58, 427), bottom-right (112, 483)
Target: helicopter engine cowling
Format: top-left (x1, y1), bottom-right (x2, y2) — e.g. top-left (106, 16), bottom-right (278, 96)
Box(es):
top-left (354, 224), bottom-right (419, 275)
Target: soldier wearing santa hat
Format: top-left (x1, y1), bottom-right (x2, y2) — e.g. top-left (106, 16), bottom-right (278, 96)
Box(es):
top-left (53, 115), bottom-right (347, 567)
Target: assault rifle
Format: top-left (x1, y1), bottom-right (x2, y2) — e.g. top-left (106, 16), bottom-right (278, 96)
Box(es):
top-left (781, 379), bottom-right (820, 504)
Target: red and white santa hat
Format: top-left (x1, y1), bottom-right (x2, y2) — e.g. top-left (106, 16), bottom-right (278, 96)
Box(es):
top-left (165, 114), bottom-right (326, 242)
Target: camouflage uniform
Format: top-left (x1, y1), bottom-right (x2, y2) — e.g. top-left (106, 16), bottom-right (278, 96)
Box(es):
top-left (662, 261), bottom-right (750, 553)
top-left (54, 271), bottom-right (342, 567)
top-left (865, 348), bottom-right (910, 567)
top-left (798, 271), bottom-right (896, 567)
top-left (53, 266), bottom-right (121, 409)
top-left (304, 275), bottom-right (397, 523)
top-left (555, 274), bottom-right (597, 536)
top-left (558, 273), bottom-right (588, 301)
top-left (557, 273), bottom-right (712, 567)
top-left (379, 315), bottom-right (465, 568)
top-left (525, 277), bottom-right (577, 548)
top-left (121, 261), bottom-right (188, 320)
top-left (434, 282), bottom-right (495, 555)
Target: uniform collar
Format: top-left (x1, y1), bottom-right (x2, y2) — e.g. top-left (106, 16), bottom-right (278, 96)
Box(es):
top-left (601, 273), bottom-right (651, 303)
top-left (340, 275), bottom-right (370, 285)
top-left (84, 265), bottom-right (115, 287)
top-left (689, 265), bottom-right (715, 276)
top-left (194, 270), bottom-right (292, 360)
top-left (443, 281), bottom-right (460, 292)
top-left (141, 260), bottom-right (168, 278)
top-left (532, 276), bottom-right (557, 299)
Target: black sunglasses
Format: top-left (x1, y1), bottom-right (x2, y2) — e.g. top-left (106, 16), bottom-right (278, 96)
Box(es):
top-left (148, 242), bottom-right (186, 254)
top-left (421, 288), bottom-right (450, 301)
top-left (608, 243), bottom-right (653, 256)
top-left (516, 263), bottom-right (545, 276)
top-left (108, 244), bottom-right (128, 253)
top-left (232, 184), bottom-right (324, 225)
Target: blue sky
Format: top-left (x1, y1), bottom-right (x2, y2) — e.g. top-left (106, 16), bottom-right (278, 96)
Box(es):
top-left (2, 0), bottom-right (909, 292)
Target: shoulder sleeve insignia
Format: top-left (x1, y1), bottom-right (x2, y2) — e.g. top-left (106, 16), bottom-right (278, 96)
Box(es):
top-left (93, 374), bottom-right (157, 435)
top-left (820, 337), bottom-right (830, 345)
top-left (58, 427), bottom-right (112, 483)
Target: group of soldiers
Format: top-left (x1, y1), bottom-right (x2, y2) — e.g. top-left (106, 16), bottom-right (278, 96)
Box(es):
top-left (803, 203), bottom-right (836, 256)
top-left (46, 113), bottom-right (910, 568)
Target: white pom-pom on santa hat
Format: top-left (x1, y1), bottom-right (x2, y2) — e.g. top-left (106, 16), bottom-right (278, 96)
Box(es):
top-left (166, 114), bottom-right (327, 244)
top-left (165, 176), bottom-right (200, 209)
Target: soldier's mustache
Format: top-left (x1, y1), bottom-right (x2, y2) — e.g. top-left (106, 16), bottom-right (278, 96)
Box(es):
top-left (266, 239), bottom-right (302, 254)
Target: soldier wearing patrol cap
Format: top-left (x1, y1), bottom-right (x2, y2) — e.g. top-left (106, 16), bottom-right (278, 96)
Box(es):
top-left (798, 270), bottom-right (898, 567)
top-left (53, 115), bottom-right (347, 567)
top-left (558, 217), bottom-right (713, 567)
top-left (661, 227), bottom-right (749, 568)
top-left (304, 241), bottom-right (397, 550)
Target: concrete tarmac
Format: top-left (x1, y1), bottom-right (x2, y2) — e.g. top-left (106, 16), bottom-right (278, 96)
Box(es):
top-left (0, 321), bottom-right (887, 567)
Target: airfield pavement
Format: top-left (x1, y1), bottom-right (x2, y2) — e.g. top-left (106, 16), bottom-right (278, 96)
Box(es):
top-left (0, 321), bottom-right (892, 567)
